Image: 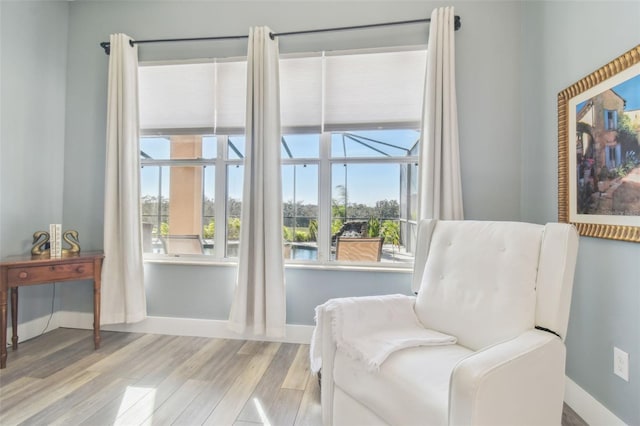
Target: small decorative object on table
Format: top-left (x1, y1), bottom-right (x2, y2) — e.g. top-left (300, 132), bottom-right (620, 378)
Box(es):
top-left (49, 223), bottom-right (62, 257)
top-left (30, 229), bottom-right (81, 257)
top-left (31, 231), bottom-right (50, 256)
top-left (62, 230), bottom-right (81, 255)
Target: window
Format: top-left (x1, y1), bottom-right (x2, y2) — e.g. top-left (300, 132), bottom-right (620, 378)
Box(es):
top-left (138, 59), bottom-right (246, 258)
top-left (226, 137), bottom-right (245, 257)
top-left (280, 129), bottom-right (419, 264)
top-left (282, 134), bottom-right (320, 261)
top-left (604, 109), bottom-right (618, 130)
top-left (140, 135), bottom-right (244, 257)
top-left (329, 130), bottom-right (419, 263)
top-left (139, 46), bottom-right (426, 266)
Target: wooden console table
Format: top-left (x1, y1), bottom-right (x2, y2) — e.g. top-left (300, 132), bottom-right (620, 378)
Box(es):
top-left (0, 251), bottom-right (104, 368)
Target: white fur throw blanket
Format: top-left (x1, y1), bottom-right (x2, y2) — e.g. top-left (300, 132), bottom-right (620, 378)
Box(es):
top-left (310, 294), bottom-right (457, 373)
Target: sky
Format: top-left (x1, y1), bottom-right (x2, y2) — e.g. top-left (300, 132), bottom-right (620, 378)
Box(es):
top-left (614, 74), bottom-right (640, 110)
top-left (576, 73), bottom-right (640, 113)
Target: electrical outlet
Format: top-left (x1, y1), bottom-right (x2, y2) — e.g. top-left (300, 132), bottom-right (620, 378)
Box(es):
top-left (614, 347), bottom-right (629, 382)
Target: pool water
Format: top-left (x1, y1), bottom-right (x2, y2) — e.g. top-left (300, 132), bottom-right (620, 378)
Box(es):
top-left (290, 245), bottom-right (318, 260)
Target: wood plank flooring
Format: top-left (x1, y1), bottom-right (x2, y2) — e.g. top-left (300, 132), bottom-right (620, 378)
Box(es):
top-left (0, 329), bottom-right (319, 426)
top-left (0, 328), bottom-right (585, 426)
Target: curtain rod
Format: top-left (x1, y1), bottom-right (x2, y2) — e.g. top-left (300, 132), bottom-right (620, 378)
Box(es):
top-left (99, 16), bottom-right (461, 55)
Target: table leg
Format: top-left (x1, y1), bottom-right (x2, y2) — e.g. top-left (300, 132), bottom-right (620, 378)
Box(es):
top-left (1, 267), bottom-right (7, 368)
top-left (93, 258), bottom-right (102, 350)
top-left (11, 287), bottom-right (18, 349)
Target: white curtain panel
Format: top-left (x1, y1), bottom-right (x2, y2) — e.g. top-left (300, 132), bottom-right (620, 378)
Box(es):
top-left (101, 33), bottom-right (147, 324)
top-left (229, 27), bottom-right (286, 338)
top-left (418, 7), bottom-right (464, 220)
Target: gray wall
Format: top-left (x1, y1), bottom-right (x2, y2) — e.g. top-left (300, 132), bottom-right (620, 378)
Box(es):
top-left (58, 0), bottom-right (524, 324)
top-left (521, 2), bottom-right (640, 424)
top-left (0, 1), bottom-right (69, 323)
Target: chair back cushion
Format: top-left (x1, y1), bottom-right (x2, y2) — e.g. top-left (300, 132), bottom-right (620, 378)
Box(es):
top-left (414, 220), bottom-right (543, 350)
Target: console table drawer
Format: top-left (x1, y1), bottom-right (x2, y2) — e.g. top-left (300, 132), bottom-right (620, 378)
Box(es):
top-left (7, 262), bottom-right (94, 285)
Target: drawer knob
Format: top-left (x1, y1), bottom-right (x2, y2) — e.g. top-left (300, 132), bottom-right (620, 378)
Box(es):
top-left (18, 271), bottom-right (28, 279)
top-left (76, 266), bottom-right (85, 274)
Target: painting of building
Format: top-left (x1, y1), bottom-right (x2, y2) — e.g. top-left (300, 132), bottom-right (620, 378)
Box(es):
top-left (575, 76), bottom-right (640, 216)
top-left (576, 88), bottom-right (625, 173)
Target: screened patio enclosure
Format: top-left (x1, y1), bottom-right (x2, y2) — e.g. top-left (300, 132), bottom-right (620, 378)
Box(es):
top-left (140, 128), bottom-right (420, 264)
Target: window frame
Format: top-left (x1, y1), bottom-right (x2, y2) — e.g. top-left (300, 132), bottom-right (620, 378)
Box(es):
top-left (283, 130), bottom-right (419, 267)
top-left (140, 132), bottom-right (244, 261)
top-left (139, 46), bottom-right (426, 269)
top-left (141, 129), bottom-right (419, 269)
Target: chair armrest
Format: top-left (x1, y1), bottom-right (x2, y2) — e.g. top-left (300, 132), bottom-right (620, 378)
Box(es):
top-left (312, 294), bottom-right (419, 374)
top-left (314, 294), bottom-right (418, 425)
top-left (449, 329), bottom-right (566, 426)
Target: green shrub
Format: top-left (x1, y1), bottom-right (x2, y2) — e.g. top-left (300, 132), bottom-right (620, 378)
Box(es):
top-left (381, 220), bottom-right (400, 246)
top-left (308, 220), bottom-right (318, 241)
top-left (283, 226), bottom-right (294, 242)
top-left (294, 230), bottom-right (309, 242)
top-left (332, 219), bottom-right (343, 235)
top-left (367, 217), bottom-right (381, 237)
top-left (228, 217), bottom-right (241, 240)
top-left (203, 220), bottom-right (215, 239)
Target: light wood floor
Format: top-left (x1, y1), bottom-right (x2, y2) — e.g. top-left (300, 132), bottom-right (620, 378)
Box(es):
top-left (0, 328), bottom-right (586, 426)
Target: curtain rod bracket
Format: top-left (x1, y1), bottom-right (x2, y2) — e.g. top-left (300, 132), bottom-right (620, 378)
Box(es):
top-left (99, 40), bottom-right (133, 54)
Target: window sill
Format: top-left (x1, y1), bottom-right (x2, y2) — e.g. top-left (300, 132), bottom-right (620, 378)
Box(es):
top-left (143, 255), bottom-right (413, 273)
top-left (143, 255), bottom-right (238, 267)
top-left (285, 261), bottom-right (413, 273)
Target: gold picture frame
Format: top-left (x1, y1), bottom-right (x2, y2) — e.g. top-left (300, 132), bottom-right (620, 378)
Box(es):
top-left (558, 44), bottom-right (640, 243)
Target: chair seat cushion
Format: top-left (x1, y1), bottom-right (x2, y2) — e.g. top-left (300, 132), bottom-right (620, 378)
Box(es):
top-left (333, 343), bottom-right (473, 426)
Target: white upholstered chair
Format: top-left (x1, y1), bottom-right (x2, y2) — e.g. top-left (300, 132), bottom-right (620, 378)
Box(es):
top-left (314, 219), bottom-right (579, 426)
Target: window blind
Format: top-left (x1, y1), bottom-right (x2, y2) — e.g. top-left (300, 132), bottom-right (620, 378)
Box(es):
top-left (279, 55), bottom-right (323, 132)
top-left (323, 49), bottom-right (427, 131)
top-left (138, 47), bottom-right (426, 133)
top-left (138, 61), bottom-right (246, 133)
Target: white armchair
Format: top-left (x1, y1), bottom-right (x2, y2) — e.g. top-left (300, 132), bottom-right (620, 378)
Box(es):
top-left (314, 220), bottom-right (579, 426)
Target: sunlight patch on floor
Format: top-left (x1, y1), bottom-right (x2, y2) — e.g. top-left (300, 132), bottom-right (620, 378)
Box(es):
top-left (115, 386), bottom-right (157, 425)
top-left (254, 397), bottom-right (272, 426)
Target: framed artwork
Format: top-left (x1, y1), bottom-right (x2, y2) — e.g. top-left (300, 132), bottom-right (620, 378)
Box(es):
top-left (558, 44), bottom-right (640, 242)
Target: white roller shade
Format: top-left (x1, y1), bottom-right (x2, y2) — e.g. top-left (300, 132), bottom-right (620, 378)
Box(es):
top-left (279, 55), bottom-right (323, 132)
top-left (139, 61), bottom-right (246, 132)
top-left (323, 49), bottom-right (427, 130)
top-left (138, 47), bottom-right (426, 133)
top-left (215, 61), bottom-right (248, 132)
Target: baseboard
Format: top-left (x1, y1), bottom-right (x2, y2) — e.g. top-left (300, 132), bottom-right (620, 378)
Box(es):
top-left (56, 311), bottom-right (314, 344)
top-left (4, 312), bottom-right (60, 346)
top-left (564, 376), bottom-right (626, 426)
